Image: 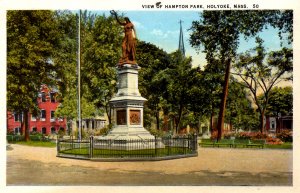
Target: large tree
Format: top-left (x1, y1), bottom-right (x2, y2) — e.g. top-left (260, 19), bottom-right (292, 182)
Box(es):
top-left (80, 11), bottom-right (123, 124)
top-left (225, 78), bottom-right (259, 132)
top-left (189, 10), bottom-right (293, 139)
top-left (136, 41), bottom-right (171, 130)
top-left (234, 37), bottom-right (292, 133)
top-left (7, 10), bottom-right (60, 141)
top-left (264, 86), bottom-right (293, 117)
top-left (158, 51), bottom-right (194, 133)
top-left (53, 11), bottom-right (78, 132)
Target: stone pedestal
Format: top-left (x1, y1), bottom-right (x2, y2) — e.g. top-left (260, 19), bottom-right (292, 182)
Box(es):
top-left (101, 64), bottom-right (154, 140)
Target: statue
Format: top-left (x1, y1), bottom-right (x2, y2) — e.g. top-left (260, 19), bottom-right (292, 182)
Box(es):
top-left (110, 10), bottom-right (137, 65)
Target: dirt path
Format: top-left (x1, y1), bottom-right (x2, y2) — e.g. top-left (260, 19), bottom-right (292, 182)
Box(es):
top-left (6, 144), bottom-right (293, 185)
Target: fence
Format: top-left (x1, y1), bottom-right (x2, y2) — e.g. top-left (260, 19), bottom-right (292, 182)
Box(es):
top-left (57, 135), bottom-right (198, 161)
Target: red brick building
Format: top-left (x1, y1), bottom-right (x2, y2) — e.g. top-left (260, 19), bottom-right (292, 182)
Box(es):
top-left (265, 116), bottom-right (293, 133)
top-left (7, 85), bottom-right (66, 135)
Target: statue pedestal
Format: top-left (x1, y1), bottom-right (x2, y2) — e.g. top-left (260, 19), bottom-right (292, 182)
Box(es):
top-left (99, 64), bottom-right (154, 141)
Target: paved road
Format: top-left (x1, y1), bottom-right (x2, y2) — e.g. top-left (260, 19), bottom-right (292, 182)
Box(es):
top-left (6, 144), bottom-right (292, 186)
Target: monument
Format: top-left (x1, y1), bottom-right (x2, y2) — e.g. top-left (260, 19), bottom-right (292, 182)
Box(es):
top-left (100, 11), bottom-right (154, 141)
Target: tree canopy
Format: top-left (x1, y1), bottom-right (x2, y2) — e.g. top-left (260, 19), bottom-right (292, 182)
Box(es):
top-left (189, 10), bottom-right (293, 138)
top-left (7, 10), bottom-right (61, 140)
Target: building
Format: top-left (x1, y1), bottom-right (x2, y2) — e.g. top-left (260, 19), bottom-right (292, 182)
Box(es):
top-left (7, 84), bottom-right (67, 135)
top-left (265, 116), bottom-right (293, 133)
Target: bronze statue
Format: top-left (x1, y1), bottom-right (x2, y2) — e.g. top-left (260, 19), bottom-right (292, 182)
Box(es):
top-left (110, 10), bottom-right (137, 65)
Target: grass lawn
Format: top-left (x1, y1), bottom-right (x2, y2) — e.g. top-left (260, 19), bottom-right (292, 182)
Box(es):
top-left (60, 147), bottom-right (194, 157)
top-left (265, 142), bottom-right (293, 149)
top-left (9, 141), bottom-right (56, 148)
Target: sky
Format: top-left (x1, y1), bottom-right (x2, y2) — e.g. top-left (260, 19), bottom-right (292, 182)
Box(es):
top-left (95, 10), bottom-right (290, 68)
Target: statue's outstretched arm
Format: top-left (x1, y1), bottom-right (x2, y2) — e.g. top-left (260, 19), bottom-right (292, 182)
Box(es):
top-left (110, 10), bottom-right (126, 25)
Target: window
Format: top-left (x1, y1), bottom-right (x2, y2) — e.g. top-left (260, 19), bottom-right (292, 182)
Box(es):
top-left (42, 127), bottom-right (47, 134)
top-left (14, 113), bottom-right (22, 122)
top-left (41, 92), bottom-right (46, 102)
top-left (14, 127), bottom-right (21, 134)
top-left (32, 127), bottom-right (37, 132)
top-left (31, 114), bottom-right (36, 121)
top-left (51, 127), bottom-right (56, 134)
top-left (50, 111), bottom-right (55, 122)
top-left (41, 110), bottom-right (46, 121)
top-left (50, 92), bottom-right (55, 103)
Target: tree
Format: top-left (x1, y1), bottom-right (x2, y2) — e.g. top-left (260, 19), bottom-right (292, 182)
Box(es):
top-left (7, 10), bottom-right (60, 141)
top-left (80, 11), bottom-right (123, 124)
top-left (136, 41), bottom-right (171, 130)
top-left (263, 86), bottom-right (293, 117)
top-left (189, 10), bottom-right (293, 139)
top-left (53, 11), bottom-right (78, 132)
top-left (225, 78), bottom-right (259, 131)
top-left (160, 51), bottom-right (194, 133)
top-left (233, 37), bottom-right (292, 133)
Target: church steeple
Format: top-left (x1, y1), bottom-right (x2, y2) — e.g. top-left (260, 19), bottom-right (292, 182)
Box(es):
top-left (178, 20), bottom-right (185, 57)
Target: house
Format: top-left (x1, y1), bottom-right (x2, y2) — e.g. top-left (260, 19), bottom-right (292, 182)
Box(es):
top-left (265, 116), bottom-right (293, 133)
top-left (7, 84), bottom-right (67, 135)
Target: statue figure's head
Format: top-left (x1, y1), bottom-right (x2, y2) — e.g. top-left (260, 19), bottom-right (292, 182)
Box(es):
top-left (124, 17), bottom-right (131, 23)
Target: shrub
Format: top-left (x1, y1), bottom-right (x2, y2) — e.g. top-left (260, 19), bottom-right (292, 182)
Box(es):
top-left (58, 129), bottom-right (66, 139)
top-left (276, 130), bottom-right (293, 142)
top-left (30, 135), bottom-right (42, 141)
top-left (223, 132), bottom-right (235, 139)
top-left (266, 136), bottom-right (283, 145)
top-left (149, 128), bottom-right (165, 137)
top-left (234, 132), bottom-right (267, 140)
top-left (97, 124), bottom-right (113, 136)
top-left (210, 130), bottom-right (218, 140)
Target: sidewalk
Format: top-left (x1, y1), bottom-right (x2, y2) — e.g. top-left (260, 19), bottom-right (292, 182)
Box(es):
top-left (6, 144), bottom-right (293, 185)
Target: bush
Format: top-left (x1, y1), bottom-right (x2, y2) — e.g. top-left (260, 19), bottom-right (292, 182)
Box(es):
top-left (223, 132), bottom-right (235, 139)
top-left (90, 124), bottom-right (113, 136)
top-left (149, 128), bottom-right (165, 137)
top-left (276, 130), bottom-right (293, 142)
top-left (210, 130), bottom-right (218, 140)
top-left (7, 135), bottom-right (24, 142)
top-left (58, 129), bottom-right (66, 139)
top-left (30, 135), bottom-right (42, 141)
top-left (234, 132), bottom-right (267, 140)
top-left (266, 136), bottom-right (283, 145)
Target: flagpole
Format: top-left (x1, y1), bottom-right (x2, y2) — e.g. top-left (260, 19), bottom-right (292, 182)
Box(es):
top-left (77, 9), bottom-right (81, 141)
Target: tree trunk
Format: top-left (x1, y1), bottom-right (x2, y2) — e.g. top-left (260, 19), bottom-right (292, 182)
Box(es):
top-left (163, 114), bottom-right (168, 131)
top-left (198, 116), bottom-right (201, 135)
top-left (156, 111), bottom-right (160, 130)
top-left (260, 110), bottom-right (265, 134)
top-left (24, 110), bottom-right (30, 141)
top-left (106, 104), bottom-right (112, 125)
top-left (210, 111), bottom-right (214, 134)
top-left (175, 104), bottom-right (183, 134)
top-left (217, 59), bottom-right (231, 141)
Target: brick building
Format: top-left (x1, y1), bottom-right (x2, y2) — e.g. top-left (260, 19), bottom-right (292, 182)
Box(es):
top-left (7, 84), bottom-right (67, 135)
top-left (265, 116), bottom-right (293, 133)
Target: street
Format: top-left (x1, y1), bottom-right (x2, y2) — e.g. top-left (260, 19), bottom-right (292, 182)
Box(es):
top-left (6, 144), bottom-right (292, 186)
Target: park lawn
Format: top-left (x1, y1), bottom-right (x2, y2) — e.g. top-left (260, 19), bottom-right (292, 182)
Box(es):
top-left (60, 147), bottom-right (193, 157)
top-left (265, 142), bottom-right (293, 149)
top-left (9, 140), bottom-right (56, 148)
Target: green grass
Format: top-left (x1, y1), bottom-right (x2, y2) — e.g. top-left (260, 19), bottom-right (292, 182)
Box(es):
top-left (199, 139), bottom-right (293, 149)
top-left (265, 142), bottom-right (293, 149)
top-left (60, 147), bottom-right (193, 157)
top-left (9, 140), bottom-right (56, 148)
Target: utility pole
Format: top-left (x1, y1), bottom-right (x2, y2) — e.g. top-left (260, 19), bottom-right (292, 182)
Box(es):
top-left (77, 10), bottom-right (82, 140)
